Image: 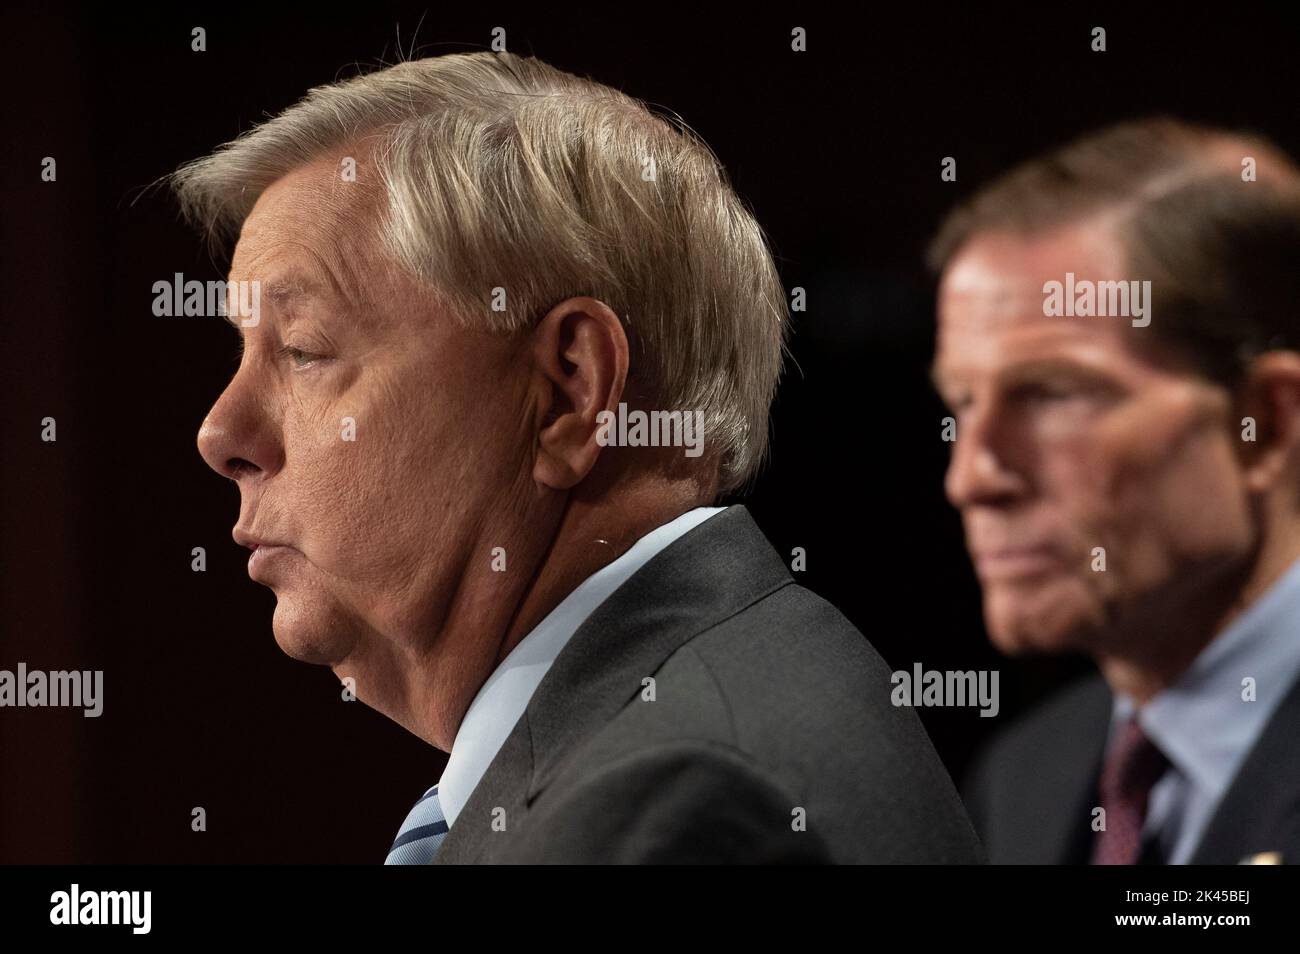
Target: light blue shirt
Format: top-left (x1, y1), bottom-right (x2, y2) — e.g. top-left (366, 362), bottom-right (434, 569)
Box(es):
top-left (1108, 555), bottom-right (1300, 863)
top-left (434, 505), bottom-right (727, 829)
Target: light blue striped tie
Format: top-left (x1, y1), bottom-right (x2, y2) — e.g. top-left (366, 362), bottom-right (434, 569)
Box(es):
top-left (385, 784), bottom-right (449, 865)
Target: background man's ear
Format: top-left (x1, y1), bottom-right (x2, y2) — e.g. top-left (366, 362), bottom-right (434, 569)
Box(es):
top-left (1238, 351), bottom-right (1300, 494)
top-left (530, 296), bottom-right (629, 490)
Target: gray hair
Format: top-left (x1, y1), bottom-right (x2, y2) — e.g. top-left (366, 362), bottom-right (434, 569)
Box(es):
top-left (170, 51), bottom-right (788, 494)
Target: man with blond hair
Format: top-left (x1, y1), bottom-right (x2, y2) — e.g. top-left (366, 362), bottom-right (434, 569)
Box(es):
top-left (179, 51), bottom-right (981, 864)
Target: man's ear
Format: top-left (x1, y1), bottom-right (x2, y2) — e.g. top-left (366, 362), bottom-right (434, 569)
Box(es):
top-left (1238, 351), bottom-right (1300, 494)
top-left (530, 296), bottom-right (630, 490)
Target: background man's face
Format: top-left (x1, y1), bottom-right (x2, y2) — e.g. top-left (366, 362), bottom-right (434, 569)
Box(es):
top-left (196, 154), bottom-right (529, 697)
top-left (933, 224), bottom-right (1256, 655)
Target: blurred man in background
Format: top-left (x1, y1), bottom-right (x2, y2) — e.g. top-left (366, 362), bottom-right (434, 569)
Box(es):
top-left (929, 118), bottom-right (1300, 863)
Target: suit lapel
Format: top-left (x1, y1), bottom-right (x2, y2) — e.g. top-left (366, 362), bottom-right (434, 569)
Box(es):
top-left (1039, 676), bottom-right (1110, 864)
top-left (432, 505), bottom-right (793, 863)
top-left (430, 712), bottom-right (535, 863)
top-left (1190, 670), bottom-right (1300, 864)
top-left (1036, 668), bottom-right (1300, 865)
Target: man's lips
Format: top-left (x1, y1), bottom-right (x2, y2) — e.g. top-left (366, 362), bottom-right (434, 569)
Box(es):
top-left (233, 528), bottom-right (299, 580)
top-left (244, 543), bottom-right (299, 581)
top-left (971, 544), bottom-right (1062, 580)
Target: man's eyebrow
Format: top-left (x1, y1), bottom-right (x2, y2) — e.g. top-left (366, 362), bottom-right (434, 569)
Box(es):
top-left (928, 357), bottom-right (1113, 398)
top-left (221, 272), bottom-right (330, 331)
top-left (998, 357), bottom-right (1110, 383)
top-left (263, 274), bottom-right (328, 307)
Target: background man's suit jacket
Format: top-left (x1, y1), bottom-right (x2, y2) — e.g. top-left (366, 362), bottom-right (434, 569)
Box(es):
top-left (432, 505), bottom-right (984, 863)
top-left (962, 672), bottom-right (1300, 864)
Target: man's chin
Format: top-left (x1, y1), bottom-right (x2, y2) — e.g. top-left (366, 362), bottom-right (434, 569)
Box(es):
top-left (982, 579), bottom-right (1099, 656)
top-left (269, 597), bottom-right (355, 666)
top-left (986, 624), bottom-right (1082, 657)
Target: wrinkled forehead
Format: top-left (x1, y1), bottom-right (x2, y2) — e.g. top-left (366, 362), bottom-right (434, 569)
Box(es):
top-left (230, 152), bottom-right (387, 286)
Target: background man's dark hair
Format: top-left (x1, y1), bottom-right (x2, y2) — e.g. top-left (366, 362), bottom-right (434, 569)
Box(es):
top-left (928, 117), bottom-right (1300, 390)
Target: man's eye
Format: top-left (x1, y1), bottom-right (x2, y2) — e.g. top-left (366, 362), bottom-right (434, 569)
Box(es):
top-left (277, 345), bottom-right (321, 369)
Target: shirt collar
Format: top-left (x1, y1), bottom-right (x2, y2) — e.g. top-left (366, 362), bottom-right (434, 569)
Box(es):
top-left (1113, 555), bottom-right (1300, 800)
top-left (434, 505), bottom-right (727, 828)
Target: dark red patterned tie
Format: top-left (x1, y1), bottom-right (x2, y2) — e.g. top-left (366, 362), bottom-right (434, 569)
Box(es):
top-left (1091, 717), bottom-right (1169, 865)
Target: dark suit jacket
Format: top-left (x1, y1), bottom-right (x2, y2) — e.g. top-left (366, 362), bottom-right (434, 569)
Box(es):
top-left (963, 671), bottom-right (1300, 864)
top-left (431, 505), bottom-right (984, 863)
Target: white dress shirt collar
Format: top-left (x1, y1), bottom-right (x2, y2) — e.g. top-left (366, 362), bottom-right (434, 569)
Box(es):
top-left (434, 505), bottom-right (727, 828)
top-left (1110, 554), bottom-right (1300, 861)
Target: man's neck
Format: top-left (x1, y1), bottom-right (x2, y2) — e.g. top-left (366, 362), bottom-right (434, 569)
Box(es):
top-left (1098, 524), bottom-right (1300, 706)
top-left (404, 474), bottom-right (711, 751)
top-left (499, 483), bottom-right (706, 666)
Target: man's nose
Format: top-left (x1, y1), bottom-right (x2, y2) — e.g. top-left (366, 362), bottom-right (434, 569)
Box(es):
top-left (944, 407), bottom-right (1028, 509)
top-left (196, 382), bottom-right (281, 481)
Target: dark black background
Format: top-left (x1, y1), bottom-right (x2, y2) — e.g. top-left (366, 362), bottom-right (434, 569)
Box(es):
top-left (4, 3), bottom-right (1297, 862)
